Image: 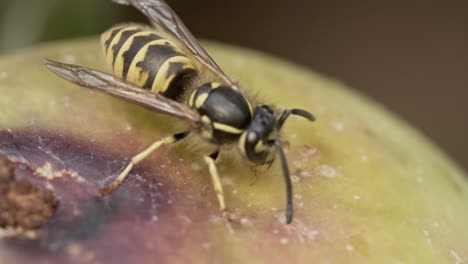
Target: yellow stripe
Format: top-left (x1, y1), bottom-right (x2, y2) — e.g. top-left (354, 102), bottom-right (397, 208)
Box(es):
top-left (100, 26), bottom-right (124, 57)
top-left (200, 116), bottom-right (213, 140)
top-left (106, 26), bottom-right (140, 72)
top-left (194, 92), bottom-right (209, 109)
top-left (212, 122), bottom-right (244, 134)
top-left (114, 31), bottom-right (154, 78)
top-left (255, 140), bottom-right (267, 153)
top-left (152, 55), bottom-right (193, 93)
top-left (126, 39), bottom-right (168, 88)
top-left (188, 90), bottom-right (197, 107)
top-left (238, 132), bottom-right (248, 157)
top-left (211, 82), bottom-right (222, 89)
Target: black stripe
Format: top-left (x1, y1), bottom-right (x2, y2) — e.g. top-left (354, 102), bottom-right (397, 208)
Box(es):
top-left (121, 33), bottom-right (161, 79)
top-left (173, 131), bottom-right (190, 140)
top-left (135, 44), bottom-right (183, 90)
top-left (162, 62), bottom-right (196, 100)
top-left (104, 27), bottom-right (123, 54)
top-left (111, 29), bottom-right (141, 68)
top-left (209, 151), bottom-right (220, 160)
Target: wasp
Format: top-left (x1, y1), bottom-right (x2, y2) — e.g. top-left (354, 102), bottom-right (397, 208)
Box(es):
top-left (44, 0), bottom-right (315, 224)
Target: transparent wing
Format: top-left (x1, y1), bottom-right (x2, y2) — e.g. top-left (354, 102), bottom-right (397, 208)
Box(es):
top-left (44, 59), bottom-right (201, 127)
top-left (113, 0), bottom-right (235, 86)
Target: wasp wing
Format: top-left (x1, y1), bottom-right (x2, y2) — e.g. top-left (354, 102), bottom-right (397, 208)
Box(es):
top-left (113, 0), bottom-right (235, 86)
top-left (44, 59), bottom-right (201, 127)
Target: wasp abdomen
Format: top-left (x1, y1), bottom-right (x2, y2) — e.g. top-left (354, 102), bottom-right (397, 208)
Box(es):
top-left (101, 25), bottom-right (197, 99)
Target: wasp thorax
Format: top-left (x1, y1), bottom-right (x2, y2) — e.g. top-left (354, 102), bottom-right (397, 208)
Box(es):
top-left (189, 82), bottom-right (253, 144)
top-left (239, 105), bottom-right (277, 165)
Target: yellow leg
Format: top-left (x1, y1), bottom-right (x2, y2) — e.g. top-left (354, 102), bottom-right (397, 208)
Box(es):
top-left (99, 131), bottom-right (189, 195)
top-left (203, 152), bottom-right (226, 212)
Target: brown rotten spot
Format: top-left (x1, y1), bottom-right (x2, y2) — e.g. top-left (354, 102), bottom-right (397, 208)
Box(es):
top-left (0, 154), bottom-right (57, 234)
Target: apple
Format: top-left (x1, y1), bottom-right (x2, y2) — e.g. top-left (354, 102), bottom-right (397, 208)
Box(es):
top-left (0, 39), bottom-right (467, 264)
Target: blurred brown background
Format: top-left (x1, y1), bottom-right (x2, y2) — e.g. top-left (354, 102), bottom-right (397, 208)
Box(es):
top-left (0, 0), bottom-right (467, 170)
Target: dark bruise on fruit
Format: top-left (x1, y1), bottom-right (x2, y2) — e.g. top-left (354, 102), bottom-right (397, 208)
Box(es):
top-left (0, 128), bottom-right (227, 264)
top-left (0, 128), bottom-right (171, 233)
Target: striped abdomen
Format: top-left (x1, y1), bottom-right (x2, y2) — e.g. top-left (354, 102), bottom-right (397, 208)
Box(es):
top-left (101, 25), bottom-right (197, 99)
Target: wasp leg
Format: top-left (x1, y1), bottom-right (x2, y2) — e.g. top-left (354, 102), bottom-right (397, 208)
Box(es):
top-left (99, 131), bottom-right (189, 195)
top-left (203, 151), bottom-right (226, 212)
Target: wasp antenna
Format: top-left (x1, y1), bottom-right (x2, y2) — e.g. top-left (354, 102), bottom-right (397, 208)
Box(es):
top-left (275, 140), bottom-right (293, 224)
top-left (277, 108), bottom-right (315, 130)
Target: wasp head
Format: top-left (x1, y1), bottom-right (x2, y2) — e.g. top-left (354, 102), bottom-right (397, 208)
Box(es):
top-left (239, 105), bottom-right (315, 223)
top-left (239, 105), bottom-right (277, 166)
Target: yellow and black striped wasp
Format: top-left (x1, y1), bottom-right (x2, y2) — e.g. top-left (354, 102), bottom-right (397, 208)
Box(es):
top-left (44, 0), bottom-right (315, 224)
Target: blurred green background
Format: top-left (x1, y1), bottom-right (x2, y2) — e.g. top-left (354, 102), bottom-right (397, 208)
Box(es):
top-left (0, 0), bottom-right (467, 170)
